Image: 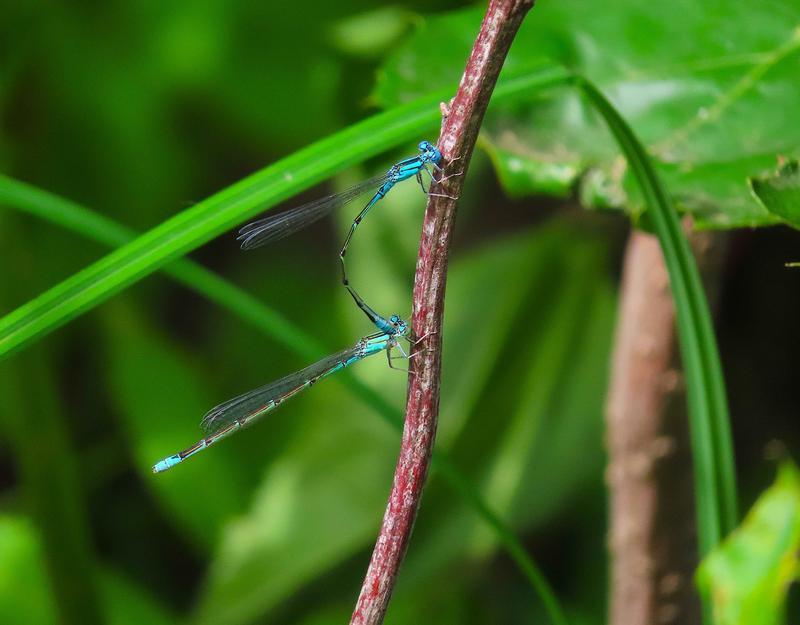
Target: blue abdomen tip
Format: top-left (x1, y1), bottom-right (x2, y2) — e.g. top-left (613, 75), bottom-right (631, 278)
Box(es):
top-left (152, 454), bottom-right (182, 474)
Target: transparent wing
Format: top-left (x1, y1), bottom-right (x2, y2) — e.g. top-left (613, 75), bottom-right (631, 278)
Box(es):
top-left (237, 173), bottom-right (389, 250)
top-left (200, 345), bottom-right (363, 435)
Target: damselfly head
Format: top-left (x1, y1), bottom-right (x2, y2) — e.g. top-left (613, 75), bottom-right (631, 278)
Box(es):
top-left (418, 140), bottom-right (442, 165)
top-left (390, 314), bottom-right (409, 337)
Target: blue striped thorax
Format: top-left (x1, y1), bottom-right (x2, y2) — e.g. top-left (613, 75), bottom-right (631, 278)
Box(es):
top-left (386, 140), bottom-right (442, 184)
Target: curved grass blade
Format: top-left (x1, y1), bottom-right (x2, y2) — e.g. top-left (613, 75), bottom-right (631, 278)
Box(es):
top-left (575, 78), bottom-right (737, 555)
top-left (0, 174), bottom-right (321, 361)
top-left (0, 65), bottom-right (571, 361)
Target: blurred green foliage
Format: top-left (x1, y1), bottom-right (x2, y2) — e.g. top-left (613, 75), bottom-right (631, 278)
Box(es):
top-left (750, 159), bottom-right (800, 229)
top-left (0, 1), bottom-right (798, 624)
top-left (697, 463), bottom-right (800, 625)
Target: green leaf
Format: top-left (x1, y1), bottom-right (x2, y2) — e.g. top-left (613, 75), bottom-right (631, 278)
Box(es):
top-left (0, 515), bottom-right (174, 625)
top-left (0, 516), bottom-right (56, 625)
top-left (749, 159), bottom-right (800, 228)
top-left (328, 7), bottom-right (414, 59)
top-left (377, 2), bottom-right (800, 228)
top-left (696, 463), bottom-right (800, 625)
top-left (482, 139), bottom-right (580, 198)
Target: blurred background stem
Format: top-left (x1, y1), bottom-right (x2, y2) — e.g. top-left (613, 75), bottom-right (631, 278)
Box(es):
top-left (606, 225), bottom-right (727, 625)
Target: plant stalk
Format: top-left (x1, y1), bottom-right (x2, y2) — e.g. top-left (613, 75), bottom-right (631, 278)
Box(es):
top-left (606, 226), bottom-right (727, 625)
top-left (350, 1), bottom-right (536, 623)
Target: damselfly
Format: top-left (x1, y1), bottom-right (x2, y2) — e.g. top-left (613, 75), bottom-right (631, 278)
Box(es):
top-left (152, 314), bottom-right (410, 473)
top-left (236, 141), bottom-right (443, 321)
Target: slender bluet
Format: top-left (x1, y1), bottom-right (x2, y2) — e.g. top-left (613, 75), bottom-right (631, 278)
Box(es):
top-left (152, 313), bottom-right (410, 473)
top-left (237, 141), bottom-right (442, 321)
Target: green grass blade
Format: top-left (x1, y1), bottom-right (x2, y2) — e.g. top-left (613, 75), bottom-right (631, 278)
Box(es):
top-left (576, 78), bottom-right (738, 553)
top-left (0, 106), bottom-right (435, 359)
top-left (0, 174), bottom-right (569, 625)
top-left (0, 174), bottom-right (323, 361)
top-left (0, 65), bottom-right (571, 361)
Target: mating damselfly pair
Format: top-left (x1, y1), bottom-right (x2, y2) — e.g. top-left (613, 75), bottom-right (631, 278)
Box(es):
top-left (153, 140), bottom-right (444, 472)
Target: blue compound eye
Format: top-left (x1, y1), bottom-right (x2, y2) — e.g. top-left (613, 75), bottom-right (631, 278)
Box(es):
top-left (418, 140), bottom-right (430, 151)
top-left (391, 314), bottom-right (400, 323)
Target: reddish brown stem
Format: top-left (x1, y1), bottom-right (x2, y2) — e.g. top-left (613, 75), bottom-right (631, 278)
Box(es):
top-left (606, 227), bottom-right (725, 625)
top-left (349, 2), bottom-right (535, 623)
